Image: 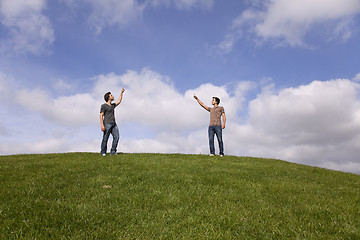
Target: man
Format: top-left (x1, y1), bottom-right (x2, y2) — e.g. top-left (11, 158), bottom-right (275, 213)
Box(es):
top-left (194, 94), bottom-right (226, 156)
top-left (100, 88), bottom-right (125, 156)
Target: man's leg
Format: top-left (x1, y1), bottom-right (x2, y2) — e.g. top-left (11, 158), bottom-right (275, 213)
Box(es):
top-left (110, 124), bottom-right (119, 155)
top-left (214, 126), bottom-right (224, 156)
top-left (208, 126), bottom-right (215, 155)
top-left (101, 123), bottom-right (112, 154)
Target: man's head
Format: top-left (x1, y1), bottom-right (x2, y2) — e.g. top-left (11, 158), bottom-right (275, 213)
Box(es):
top-left (212, 97), bottom-right (220, 105)
top-left (104, 92), bottom-right (114, 102)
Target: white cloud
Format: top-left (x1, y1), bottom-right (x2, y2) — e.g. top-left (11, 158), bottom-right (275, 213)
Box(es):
top-left (93, 69), bottom-right (239, 131)
top-left (2, 69), bottom-right (360, 174)
top-left (353, 73), bottom-right (360, 82)
top-left (241, 78), bottom-right (360, 173)
top-left (218, 0), bottom-right (360, 53)
top-left (0, 72), bottom-right (9, 95)
top-left (58, 0), bottom-right (77, 8)
top-left (86, 0), bottom-right (146, 34)
top-left (15, 88), bottom-right (99, 126)
top-left (0, 0), bottom-right (54, 55)
top-left (249, 79), bottom-right (360, 142)
top-left (174, 0), bottom-right (214, 10)
top-left (85, 0), bottom-right (214, 33)
top-left (0, 0), bottom-right (215, 49)
top-left (0, 123), bottom-right (11, 136)
top-left (149, 0), bottom-right (214, 10)
top-left (0, 68), bottom-right (237, 129)
top-left (217, 9), bottom-right (259, 54)
top-left (52, 79), bottom-right (74, 93)
top-left (0, 137), bottom-right (71, 155)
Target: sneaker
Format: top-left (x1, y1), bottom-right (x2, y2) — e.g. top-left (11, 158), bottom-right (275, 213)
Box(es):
top-left (102, 153), bottom-right (106, 156)
top-left (110, 153), bottom-right (118, 156)
top-left (220, 155), bottom-right (224, 157)
top-left (209, 154), bottom-right (215, 156)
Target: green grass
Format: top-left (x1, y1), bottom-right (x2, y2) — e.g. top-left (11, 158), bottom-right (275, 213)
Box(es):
top-left (1, 153), bottom-right (359, 239)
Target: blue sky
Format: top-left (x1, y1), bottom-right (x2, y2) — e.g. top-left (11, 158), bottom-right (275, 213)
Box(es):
top-left (1, 0), bottom-right (360, 174)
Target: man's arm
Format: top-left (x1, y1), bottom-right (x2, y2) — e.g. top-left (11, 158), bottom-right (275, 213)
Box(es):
top-left (100, 112), bottom-right (105, 131)
top-left (115, 87), bottom-right (125, 107)
top-left (222, 112), bottom-right (226, 129)
top-left (194, 94), bottom-right (210, 111)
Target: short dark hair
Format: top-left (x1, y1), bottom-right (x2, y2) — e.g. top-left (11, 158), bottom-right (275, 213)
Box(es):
top-left (213, 97), bottom-right (220, 105)
top-left (104, 92), bottom-right (111, 102)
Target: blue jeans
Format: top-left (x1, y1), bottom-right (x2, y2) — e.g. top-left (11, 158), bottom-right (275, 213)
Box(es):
top-left (101, 123), bottom-right (119, 155)
top-left (208, 126), bottom-right (224, 155)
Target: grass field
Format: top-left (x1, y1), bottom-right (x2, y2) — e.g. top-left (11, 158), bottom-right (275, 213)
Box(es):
top-left (1, 153), bottom-right (359, 239)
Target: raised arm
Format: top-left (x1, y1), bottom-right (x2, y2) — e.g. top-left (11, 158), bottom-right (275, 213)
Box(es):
top-left (194, 94), bottom-right (210, 111)
top-left (115, 87), bottom-right (125, 107)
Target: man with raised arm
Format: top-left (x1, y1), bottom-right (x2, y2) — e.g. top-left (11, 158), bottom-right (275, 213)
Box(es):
top-left (194, 94), bottom-right (226, 156)
top-left (100, 88), bottom-right (125, 156)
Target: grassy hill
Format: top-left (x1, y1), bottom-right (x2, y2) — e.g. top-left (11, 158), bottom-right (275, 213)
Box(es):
top-left (1, 153), bottom-right (359, 239)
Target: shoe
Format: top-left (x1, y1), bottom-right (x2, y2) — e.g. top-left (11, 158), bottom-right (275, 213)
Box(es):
top-left (102, 153), bottom-right (106, 156)
top-left (209, 154), bottom-right (215, 156)
top-left (110, 153), bottom-right (118, 156)
top-left (220, 155), bottom-right (224, 157)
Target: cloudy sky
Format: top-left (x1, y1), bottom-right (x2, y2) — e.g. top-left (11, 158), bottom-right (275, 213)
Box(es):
top-left (1, 0), bottom-right (360, 174)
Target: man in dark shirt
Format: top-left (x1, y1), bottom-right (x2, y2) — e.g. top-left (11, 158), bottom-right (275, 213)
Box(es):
top-left (100, 88), bottom-right (125, 156)
top-left (194, 94), bottom-right (226, 156)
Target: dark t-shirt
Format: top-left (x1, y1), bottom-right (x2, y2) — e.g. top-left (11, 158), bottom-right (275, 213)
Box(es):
top-left (100, 103), bottom-right (116, 124)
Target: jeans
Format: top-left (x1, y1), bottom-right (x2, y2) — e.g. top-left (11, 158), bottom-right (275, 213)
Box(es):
top-left (208, 125), bottom-right (224, 155)
top-left (101, 123), bottom-right (119, 155)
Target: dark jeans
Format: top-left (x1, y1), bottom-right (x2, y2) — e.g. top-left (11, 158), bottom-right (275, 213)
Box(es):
top-left (208, 125), bottom-right (224, 155)
top-left (101, 123), bottom-right (119, 155)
